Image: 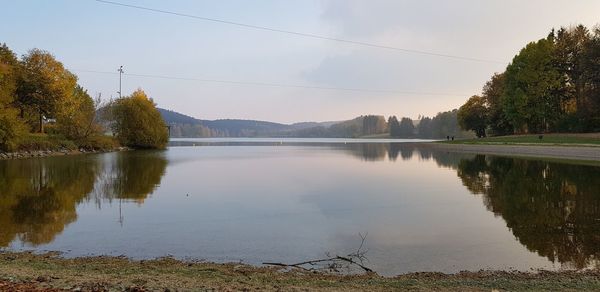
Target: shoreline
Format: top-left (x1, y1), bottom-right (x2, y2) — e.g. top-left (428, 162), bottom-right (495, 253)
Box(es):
top-left (421, 142), bottom-right (600, 162)
top-left (0, 147), bottom-right (129, 160)
top-left (3, 140), bottom-right (600, 162)
top-left (2, 141), bottom-right (599, 162)
top-left (1, 251), bottom-right (599, 291)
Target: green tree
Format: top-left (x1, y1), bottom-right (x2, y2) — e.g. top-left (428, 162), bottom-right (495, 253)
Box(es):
top-left (361, 115), bottom-right (387, 135)
top-left (387, 116), bottom-right (401, 137)
top-left (0, 43), bottom-right (19, 106)
top-left (553, 25), bottom-right (591, 130)
top-left (398, 117), bottom-right (415, 138)
top-left (56, 85), bottom-right (101, 140)
top-left (0, 43), bottom-right (27, 151)
top-left (580, 26), bottom-right (600, 131)
top-left (503, 38), bottom-right (562, 133)
top-left (16, 49), bottom-right (77, 133)
top-left (111, 89), bottom-right (169, 149)
top-left (430, 110), bottom-right (464, 139)
top-left (417, 117), bottom-right (433, 138)
top-left (482, 73), bottom-right (512, 135)
top-left (0, 109), bottom-right (27, 151)
top-left (458, 95), bottom-right (488, 138)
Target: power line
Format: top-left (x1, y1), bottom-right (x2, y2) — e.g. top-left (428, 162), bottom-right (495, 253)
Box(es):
top-left (94, 0), bottom-right (505, 64)
top-left (74, 69), bottom-right (469, 97)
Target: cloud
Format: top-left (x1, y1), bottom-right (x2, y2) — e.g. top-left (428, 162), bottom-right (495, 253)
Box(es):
top-left (297, 0), bottom-right (600, 120)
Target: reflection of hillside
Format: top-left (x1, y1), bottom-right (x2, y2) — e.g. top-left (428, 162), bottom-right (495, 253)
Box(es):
top-left (457, 155), bottom-right (600, 269)
top-left (330, 143), bottom-right (390, 161)
top-left (0, 151), bottom-right (168, 247)
top-left (328, 143), bottom-right (474, 167)
top-left (0, 157), bottom-right (99, 246)
top-left (414, 147), bottom-right (473, 169)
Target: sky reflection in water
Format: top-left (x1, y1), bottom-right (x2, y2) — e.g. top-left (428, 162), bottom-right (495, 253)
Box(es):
top-left (0, 140), bottom-right (599, 275)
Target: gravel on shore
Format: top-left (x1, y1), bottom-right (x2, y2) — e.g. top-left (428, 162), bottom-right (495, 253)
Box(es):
top-left (1, 251), bottom-right (599, 291)
top-left (421, 143), bottom-right (600, 162)
top-left (0, 147), bottom-right (129, 160)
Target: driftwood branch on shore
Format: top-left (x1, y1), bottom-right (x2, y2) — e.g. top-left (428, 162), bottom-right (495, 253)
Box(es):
top-left (263, 232), bottom-right (373, 273)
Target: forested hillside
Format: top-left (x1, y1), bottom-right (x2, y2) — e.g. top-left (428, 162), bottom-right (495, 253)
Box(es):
top-left (160, 108), bottom-right (469, 139)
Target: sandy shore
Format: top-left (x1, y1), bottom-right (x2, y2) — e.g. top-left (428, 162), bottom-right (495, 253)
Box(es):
top-left (421, 143), bottom-right (600, 162)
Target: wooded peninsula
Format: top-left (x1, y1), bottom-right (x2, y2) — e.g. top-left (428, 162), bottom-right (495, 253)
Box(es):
top-left (0, 45), bottom-right (168, 152)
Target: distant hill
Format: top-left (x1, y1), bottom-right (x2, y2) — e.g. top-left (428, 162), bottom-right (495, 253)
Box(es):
top-left (157, 108), bottom-right (470, 139)
top-left (158, 108), bottom-right (340, 137)
top-left (158, 108), bottom-right (199, 125)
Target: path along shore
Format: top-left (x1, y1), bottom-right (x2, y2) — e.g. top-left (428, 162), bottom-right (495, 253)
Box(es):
top-left (421, 143), bottom-right (600, 162)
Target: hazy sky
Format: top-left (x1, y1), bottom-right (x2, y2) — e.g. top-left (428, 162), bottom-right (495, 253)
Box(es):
top-left (2, 0), bottom-right (599, 123)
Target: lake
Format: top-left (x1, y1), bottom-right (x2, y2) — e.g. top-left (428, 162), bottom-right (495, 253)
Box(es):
top-left (1, 138), bottom-right (599, 276)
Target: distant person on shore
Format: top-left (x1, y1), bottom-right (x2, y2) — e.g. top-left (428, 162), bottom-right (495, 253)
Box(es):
top-left (446, 136), bottom-right (450, 141)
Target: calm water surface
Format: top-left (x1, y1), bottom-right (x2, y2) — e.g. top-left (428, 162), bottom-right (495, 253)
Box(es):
top-left (1, 139), bottom-right (599, 275)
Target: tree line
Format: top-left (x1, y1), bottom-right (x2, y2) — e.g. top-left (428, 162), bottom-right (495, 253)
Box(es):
top-left (163, 111), bottom-right (472, 139)
top-left (388, 110), bottom-right (472, 139)
top-left (0, 43), bottom-right (168, 151)
top-left (458, 25), bottom-right (600, 137)
top-left (274, 112), bottom-right (470, 139)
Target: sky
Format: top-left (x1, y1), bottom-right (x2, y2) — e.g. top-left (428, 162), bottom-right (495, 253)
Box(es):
top-left (1, 0), bottom-right (599, 124)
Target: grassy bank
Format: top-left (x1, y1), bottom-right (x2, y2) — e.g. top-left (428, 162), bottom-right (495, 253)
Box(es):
top-left (442, 133), bottom-right (600, 146)
top-left (1, 252), bottom-right (599, 291)
top-left (0, 134), bottom-right (123, 160)
top-left (9, 133), bottom-right (119, 153)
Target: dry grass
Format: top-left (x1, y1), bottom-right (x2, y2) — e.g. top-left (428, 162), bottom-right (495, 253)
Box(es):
top-left (1, 251), bottom-right (600, 291)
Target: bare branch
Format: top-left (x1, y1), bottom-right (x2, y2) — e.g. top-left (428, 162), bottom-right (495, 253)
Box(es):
top-left (263, 232), bottom-right (373, 274)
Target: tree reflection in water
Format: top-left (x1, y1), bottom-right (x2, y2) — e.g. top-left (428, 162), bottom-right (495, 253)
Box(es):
top-left (334, 143), bottom-right (600, 269)
top-left (457, 155), bottom-right (600, 269)
top-left (0, 156), bottom-right (99, 246)
top-left (92, 151), bottom-right (168, 203)
top-left (0, 144), bottom-right (598, 271)
top-left (0, 151), bottom-right (167, 247)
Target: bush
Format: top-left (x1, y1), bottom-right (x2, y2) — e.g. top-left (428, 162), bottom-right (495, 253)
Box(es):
top-left (76, 135), bottom-right (119, 151)
top-left (110, 89), bottom-right (169, 149)
top-left (0, 108), bottom-right (27, 152)
top-left (17, 134), bottom-right (77, 152)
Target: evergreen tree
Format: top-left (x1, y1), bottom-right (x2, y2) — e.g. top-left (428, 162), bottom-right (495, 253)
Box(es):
top-left (417, 117), bottom-right (433, 138)
top-left (398, 117), bottom-right (415, 138)
top-left (388, 116), bottom-right (401, 137)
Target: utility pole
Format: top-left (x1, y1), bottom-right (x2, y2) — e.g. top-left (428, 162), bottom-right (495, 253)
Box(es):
top-left (117, 65), bottom-right (124, 98)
